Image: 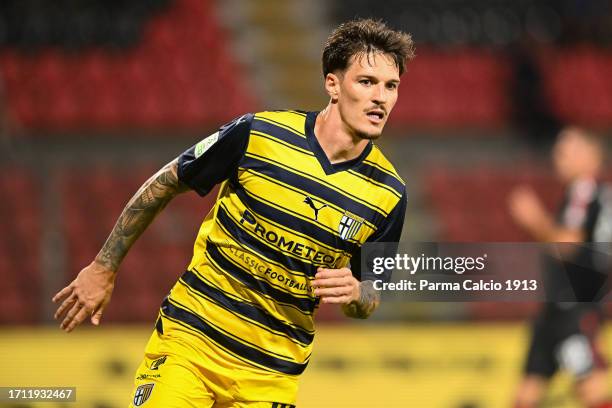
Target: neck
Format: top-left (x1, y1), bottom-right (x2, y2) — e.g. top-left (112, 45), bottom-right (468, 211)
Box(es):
top-left (568, 170), bottom-right (599, 185)
top-left (314, 103), bottom-right (370, 164)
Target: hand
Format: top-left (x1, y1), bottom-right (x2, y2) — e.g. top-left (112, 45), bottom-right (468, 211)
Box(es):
top-left (311, 267), bottom-right (360, 304)
top-left (52, 261), bottom-right (116, 332)
top-left (508, 186), bottom-right (547, 230)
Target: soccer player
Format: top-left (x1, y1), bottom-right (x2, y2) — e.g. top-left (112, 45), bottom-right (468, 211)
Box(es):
top-left (509, 127), bottom-right (612, 408)
top-left (52, 19), bottom-right (414, 407)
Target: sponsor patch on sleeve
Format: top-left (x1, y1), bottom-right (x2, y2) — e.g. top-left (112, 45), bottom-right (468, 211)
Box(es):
top-left (194, 131), bottom-right (219, 158)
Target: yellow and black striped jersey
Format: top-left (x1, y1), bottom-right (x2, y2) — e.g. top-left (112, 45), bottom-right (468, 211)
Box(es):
top-left (164, 110), bottom-right (406, 378)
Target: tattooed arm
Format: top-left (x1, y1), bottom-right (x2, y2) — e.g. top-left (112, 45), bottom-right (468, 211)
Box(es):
top-left (95, 159), bottom-right (189, 271)
top-left (52, 159), bottom-right (189, 332)
top-left (341, 280), bottom-right (380, 319)
top-left (311, 268), bottom-right (380, 319)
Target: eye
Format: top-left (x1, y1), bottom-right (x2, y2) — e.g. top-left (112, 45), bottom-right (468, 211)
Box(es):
top-left (386, 82), bottom-right (398, 90)
top-left (359, 79), bottom-right (372, 86)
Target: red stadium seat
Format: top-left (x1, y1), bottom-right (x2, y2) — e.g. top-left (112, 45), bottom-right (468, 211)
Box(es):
top-left (0, 168), bottom-right (42, 323)
top-left (0, 0), bottom-right (258, 131)
top-left (424, 165), bottom-right (564, 242)
top-left (60, 165), bottom-right (215, 322)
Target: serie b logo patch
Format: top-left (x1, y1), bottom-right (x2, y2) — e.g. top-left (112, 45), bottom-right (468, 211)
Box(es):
top-left (338, 211), bottom-right (363, 241)
top-left (194, 131), bottom-right (219, 158)
top-left (133, 383), bottom-right (154, 406)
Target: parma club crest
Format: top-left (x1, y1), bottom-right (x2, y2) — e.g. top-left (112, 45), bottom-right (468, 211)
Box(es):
top-left (338, 211), bottom-right (363, 241)
top-left (133, 383), bottom-right (154, 406)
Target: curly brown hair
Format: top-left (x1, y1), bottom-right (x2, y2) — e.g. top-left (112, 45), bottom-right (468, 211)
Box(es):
top-left (322, 18), bottom-right (416, 77)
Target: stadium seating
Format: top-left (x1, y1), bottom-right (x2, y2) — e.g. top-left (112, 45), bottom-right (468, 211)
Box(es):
top-left (0, 0), bottom-right (256, 131)
top-left (0, 0), bottom-right (169, 49)
top-left (386, 46), bottom-right (612, 129)
top-left (0, 167), bottom-right (41, 323)
top-left (2, 1), bottom-right (611, 130)
top-left (332, 0), bottom-right (612, 129)
top-left (389, 49), bottom-right (511, 128)
top-left (60, 165), bottom-right (216, 322)
top-left (539, 46), bottom-right (612, 127)
top-left (425, 165), bottom-right (564, 241)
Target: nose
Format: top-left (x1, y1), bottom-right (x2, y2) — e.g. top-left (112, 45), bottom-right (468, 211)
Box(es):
top-left (372, 83), bottom-right (387, 105)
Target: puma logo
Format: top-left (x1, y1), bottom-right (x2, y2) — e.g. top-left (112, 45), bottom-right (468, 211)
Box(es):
top-left (304, 196), bottom-right (327, 220)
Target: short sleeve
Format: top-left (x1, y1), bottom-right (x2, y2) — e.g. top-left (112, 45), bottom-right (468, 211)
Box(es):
top-left (351, 189), bottom-right (407, 282)
top-left (178, 113), bottom-right (253, 196)
top-left (366, 188), bottom-right (407, 243)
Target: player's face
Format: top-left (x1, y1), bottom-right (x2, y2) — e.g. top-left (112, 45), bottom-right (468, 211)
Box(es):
top-left (334, 52), bottom-right (400, 140)
top-left (553, 130), bottom-right (600, 182)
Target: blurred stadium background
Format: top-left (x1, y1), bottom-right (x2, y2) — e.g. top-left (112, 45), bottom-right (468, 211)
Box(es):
top-left (1, 0), bottom-right (611, 407)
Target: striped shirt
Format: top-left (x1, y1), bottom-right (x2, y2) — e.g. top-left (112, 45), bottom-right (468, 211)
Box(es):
top-left (163, 110), bottom-right (406, 377)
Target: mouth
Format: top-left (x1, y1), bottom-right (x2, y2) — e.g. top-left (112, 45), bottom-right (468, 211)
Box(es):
top-left (365, 109), bottom-right (385, 124)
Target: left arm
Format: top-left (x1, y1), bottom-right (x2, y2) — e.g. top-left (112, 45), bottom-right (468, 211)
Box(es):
top-left (311, 267), bottom-right (379, 319)
top-left (313, 189), bottom-right (407, 319)
top-left (342, 280), bottom-right (379, 319)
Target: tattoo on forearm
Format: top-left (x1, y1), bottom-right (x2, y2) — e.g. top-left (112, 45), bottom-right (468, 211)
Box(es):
top-left (95, 160), bottom-right (189, 271)
top-left (342, 280), bottom-right (380, 319)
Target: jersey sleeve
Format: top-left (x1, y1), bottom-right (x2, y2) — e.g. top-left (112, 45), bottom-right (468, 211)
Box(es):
top-left (177, 113), bottom-right (253, 196)
top-left (351, 188), bottom-right (407, 282)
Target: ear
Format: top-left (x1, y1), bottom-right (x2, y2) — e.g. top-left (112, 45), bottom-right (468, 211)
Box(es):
top-left (325, 72), bottom-right (341, 102)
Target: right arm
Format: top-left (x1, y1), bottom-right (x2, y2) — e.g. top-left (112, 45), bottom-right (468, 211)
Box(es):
top-left (52, 159), bottom-right (189, 332)
top-left (53, 113), bottom-right (253, 332)
top-left (509, 186), bottom-right (584, 243)
top-left (95, 159), bottom-right (189, 272)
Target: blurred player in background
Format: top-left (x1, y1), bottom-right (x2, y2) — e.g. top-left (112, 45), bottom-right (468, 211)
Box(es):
top-left (509, 127), bottom-right (612, 408)
top-left (51, 19), bottom-right (413, 407)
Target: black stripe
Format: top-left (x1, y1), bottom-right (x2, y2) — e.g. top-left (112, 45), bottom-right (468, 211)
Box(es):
top-left (205, 242), bottom-right (317, 313)
top-left (251, 118), bottom-right (310, 150)
top-left (181, 270), bottom-right (314, 345)
top-left (242, 155), bottom-right (386, 224)
top-left (251, 130), bottom-right (314, 158)
top-left (155, 316), bottom-right (164, 334)
top-left (161, 298), bottom-right (308, 375)
top-left (289, 109), bottom-right (307, 117)
top-left (352, 162), bottom-right (405, 196)
top-left (216, 204), bottom-right (323, 275)
top-left (234, 185), bottom-right (358, 254)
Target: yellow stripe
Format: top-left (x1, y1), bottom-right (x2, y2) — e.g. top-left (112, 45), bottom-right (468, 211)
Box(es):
top-left (347, 169), bottom-right (403, 199)
top-left (225, 186), bottom-right (350, 257)
top-left (174, 279), bottom-right (312, 353)
top-left (254, 111), bottom-right (307, 138)
top-left (189, 267), bottom-right (314, 334)
top-left (246, 150), bottom-right (390, 217)
top-left (203, 201), bottom-right (315, 280)
top-left (206, 219), bottom-right (313, 297)
top-left (167, 296), bottom-right (297, 361)
top-left (250, 129), bottom-right (314, 156)
top-left (241, 167), bottom-right (376, 236)
top-left (240, 183), bottom-right (362, 245)
top-left (364, 145), bottom-right (404, 183)
top-left (219, 201), bottom-right (346, 269)
top-left (288, 110), bottom-right (307, 117)
top-left (198, 250), bottom-right (316, 329)
top-left (159, 310), bottom-right (279, 374)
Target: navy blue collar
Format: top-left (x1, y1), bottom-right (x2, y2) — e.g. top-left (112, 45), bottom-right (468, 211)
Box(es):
top-left (305, 111), bottom-right (373, 175)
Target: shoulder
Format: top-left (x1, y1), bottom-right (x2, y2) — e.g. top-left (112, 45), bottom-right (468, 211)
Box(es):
top-left (252, 110), bottom-right (308, 134)
top-left (363, 144), bottom-right (405, 188)
top-left (222, 112), bottom-right (254, 130)
top-left (593, 182), bottom-right (612, 208)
